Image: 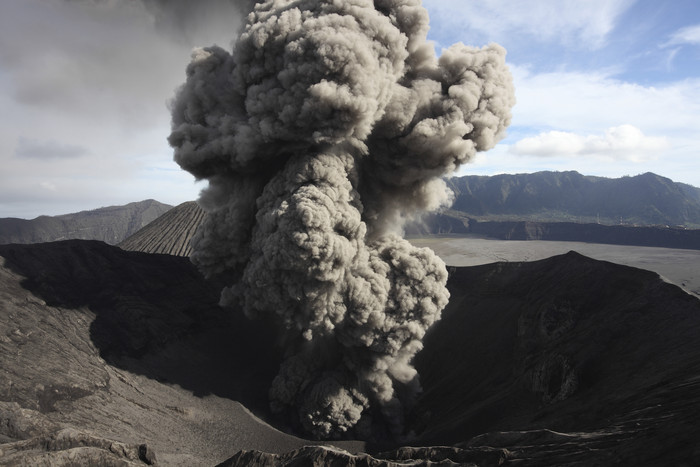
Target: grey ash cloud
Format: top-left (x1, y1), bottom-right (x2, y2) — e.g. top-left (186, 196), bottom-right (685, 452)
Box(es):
top-left (169, 0), bottom-right (515, 440)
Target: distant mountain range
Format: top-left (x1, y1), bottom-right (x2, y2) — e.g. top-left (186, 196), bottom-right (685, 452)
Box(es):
top-left (4, 171), bottom-right (700, 249)
top-left (447, 171), bottom-right (700, 227)
top-left (0, 200), bottom-right (172, 245)
top-left (122, 172), bottom-right (700, 255)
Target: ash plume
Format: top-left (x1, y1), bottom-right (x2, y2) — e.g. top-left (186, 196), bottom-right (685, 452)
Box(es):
top-left (169, 0), bottom-right (514, 440)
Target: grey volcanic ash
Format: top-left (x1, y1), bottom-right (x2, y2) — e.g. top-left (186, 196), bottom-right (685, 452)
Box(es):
top-left (168, 0), bottom-right (514, 440)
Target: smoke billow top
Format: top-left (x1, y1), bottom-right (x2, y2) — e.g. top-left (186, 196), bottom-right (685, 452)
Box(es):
top-left (169, 0), bottom-right (514, 440)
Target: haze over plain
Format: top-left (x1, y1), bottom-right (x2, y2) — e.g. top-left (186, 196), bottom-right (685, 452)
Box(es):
top-left (1, 0), bottom-right (699, 218)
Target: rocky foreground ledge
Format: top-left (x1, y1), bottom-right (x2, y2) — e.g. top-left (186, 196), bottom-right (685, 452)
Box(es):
top-left (1, 240), bottom-right (700, 465)
top-left (220, 444), bottom-right (508, 466)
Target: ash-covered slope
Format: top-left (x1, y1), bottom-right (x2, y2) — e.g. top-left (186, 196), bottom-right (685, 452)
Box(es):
top-left (2, 240), bottom-right (700, 465)
top-left (0, 200), bottom-right (172, 245)
top-left (118, 201), bottom-right (205, 256)
top-left (0, 240), bottom-right (362, 465)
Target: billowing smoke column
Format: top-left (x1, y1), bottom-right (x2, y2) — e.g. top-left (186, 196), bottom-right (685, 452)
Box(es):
top-left (169, 0), bottom-right (514, 439)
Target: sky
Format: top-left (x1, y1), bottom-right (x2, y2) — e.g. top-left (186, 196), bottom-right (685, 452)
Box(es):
top-left (1, 0), bottom-right (699, 218)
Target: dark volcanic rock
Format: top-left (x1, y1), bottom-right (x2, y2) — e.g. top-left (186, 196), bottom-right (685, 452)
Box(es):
top-left (0, 415), bottom-right (156, 466)
top-left (219, 445), bottom-right (509, 466)
top-left (412, 251), bottom-right (700, 465)
top-left (219, 446), bottom-right (384, 467)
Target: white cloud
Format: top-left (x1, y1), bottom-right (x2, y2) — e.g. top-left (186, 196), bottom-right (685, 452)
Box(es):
top-left (509, 66), bottom-right (700, 136)
top-left (423, 0), bottom-right (635, 48)
top-left (665, 24), bottom-right (700, 46)
top-left (510, 125), bottom-right (669, 161)
top-left (39, 181), bottom-right (57, 192)
top-left (456, 68), bottom-right (700, 187)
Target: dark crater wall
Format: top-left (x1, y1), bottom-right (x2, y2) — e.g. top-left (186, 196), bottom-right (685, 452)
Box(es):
top-left (2, 240), bottom-right (700, 465)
